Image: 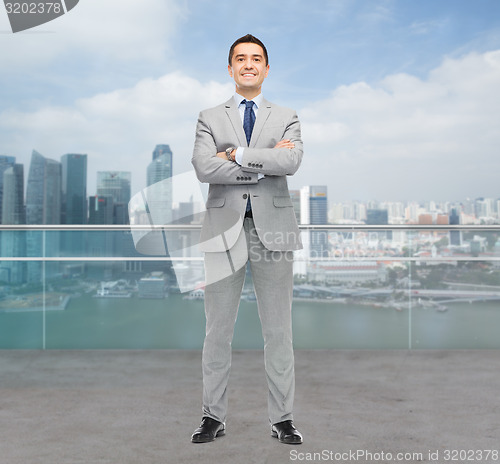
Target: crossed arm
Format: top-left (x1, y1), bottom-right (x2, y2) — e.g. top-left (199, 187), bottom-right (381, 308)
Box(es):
top-left (217, 138), bottom-right (296, 161)
top-left (192, 110), bottom-right (303, 185)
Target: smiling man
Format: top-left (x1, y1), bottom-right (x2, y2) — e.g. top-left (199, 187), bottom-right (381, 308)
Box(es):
top-left (191, 34), bottom-right (304, 445)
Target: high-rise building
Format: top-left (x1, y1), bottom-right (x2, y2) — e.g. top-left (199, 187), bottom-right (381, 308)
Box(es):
top-left (1, 164), bottom-right (24, 224)
top-left (367, 209), bottom-right (389, 225)
top-left (61, 154), bottom-right (87, 224)
top-left (143, 144), bottom-right (175, 276)
top-left (25, 150), bottom-right (62, 282)
top-left (366, 208), bottom-right (391, 241)
top-left (61, 154), bottom-right (87, 261)
top-left (0, 155), bottom-right (16, 224)
top-left (449, 208), bottom-right (461, 246)
top-left (405, 202), bottom-right (422, 223)
top-left (96, 171), bottom-right (134, 277)
top-left (96, 171), bottom-right (131, 224)
top-left (0, 164), bottom-right (26, 283)
top-left (146, 144), bottom-right (173, 225)
top-left (88, 195), bottom-right (114, 225)
top-left (87, 195), bottom-right (115, 280)
top-left (26, 150), bottom-right (61, 225)
top-left (475, 198), bottom-right (495, 219)
top-left (300, 185), bottom-right (328, 258)
top-left (152, 144), bottom-right (172, 162)
top-left (353, 202), bottom-right (367, 222)
top-left (365, 209), bottom-right (392, 240)
top-left (328, 203), bottom-right (343, 224)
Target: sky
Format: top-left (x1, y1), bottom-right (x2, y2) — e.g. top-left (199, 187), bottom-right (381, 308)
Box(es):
top-left (1, 0), bottom-right (500, 203)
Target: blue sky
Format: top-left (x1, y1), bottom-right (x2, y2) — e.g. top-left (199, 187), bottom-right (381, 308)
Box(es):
top-left (1, 0), bottom-right (500, 202)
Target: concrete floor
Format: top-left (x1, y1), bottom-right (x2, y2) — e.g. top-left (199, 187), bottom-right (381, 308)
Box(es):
top-left (1, 350), bottom-right (499, 464)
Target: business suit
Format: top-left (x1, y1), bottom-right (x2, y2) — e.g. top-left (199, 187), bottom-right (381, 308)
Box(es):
top-left (192, 94), bottom-right (303, 428)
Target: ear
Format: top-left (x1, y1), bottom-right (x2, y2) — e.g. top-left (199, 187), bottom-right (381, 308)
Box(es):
top-left (228, 64), bottom-right (233, 78)
top-left (264, 64), bottom-right (269, 78)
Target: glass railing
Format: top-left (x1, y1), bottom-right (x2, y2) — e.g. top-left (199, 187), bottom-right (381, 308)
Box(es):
top-left (1, 224), bottom-right (499, 350)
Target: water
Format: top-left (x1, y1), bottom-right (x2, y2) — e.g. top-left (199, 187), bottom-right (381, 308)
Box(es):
top-left (1, 293), bottom-right (499, 349)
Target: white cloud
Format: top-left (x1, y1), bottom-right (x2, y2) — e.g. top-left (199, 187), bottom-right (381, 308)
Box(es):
top-left (0, 71), bottom-right (233, 194)
top-left (1, 49), bottom-right (499, 202)
top-left (0, 0), bottom-right (185, 70)
top-left (297, 49), bottom-right (500, 200)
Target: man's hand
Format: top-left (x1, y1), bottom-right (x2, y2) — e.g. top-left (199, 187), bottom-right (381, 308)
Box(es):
top-left (274, 139), bottom-right (295, 149)
top-left (216, 149), bottom-right (235, 161)
top-left (216, 140), bottom-right (292, 161)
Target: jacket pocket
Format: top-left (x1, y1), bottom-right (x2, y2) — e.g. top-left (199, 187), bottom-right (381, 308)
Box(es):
top-left (273, 196), bottom-right (293, 207)
top-left (205, 197), bottom-right (225, 208)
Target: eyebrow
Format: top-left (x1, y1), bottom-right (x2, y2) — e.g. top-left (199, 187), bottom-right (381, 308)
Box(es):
top-left (234, 53), bottom-right (263, 59)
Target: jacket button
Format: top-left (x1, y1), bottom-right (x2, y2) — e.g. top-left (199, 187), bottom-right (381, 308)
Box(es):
top-left (248, 162), bottom-right (252, 167)
top-left (243, 194), bottom-right (248, 199)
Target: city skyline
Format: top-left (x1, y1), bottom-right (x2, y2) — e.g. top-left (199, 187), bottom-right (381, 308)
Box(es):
top-left (2, 147), bottom-right (500, 227)
top-left (1, 1), bottom-right (500, 201)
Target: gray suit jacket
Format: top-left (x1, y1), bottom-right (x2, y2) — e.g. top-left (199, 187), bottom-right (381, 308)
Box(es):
top-left (192, 97), bottom-right (303, 252)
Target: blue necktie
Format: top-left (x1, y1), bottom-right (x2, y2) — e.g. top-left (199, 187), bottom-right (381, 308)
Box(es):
top-left (242, 100), bottom-right (255, 145)
top-left (242, 100), bottom-right (255, 213)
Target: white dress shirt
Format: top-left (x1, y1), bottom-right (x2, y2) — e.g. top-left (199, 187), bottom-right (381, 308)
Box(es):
top-left (233, 93), bottom-right (264, 180)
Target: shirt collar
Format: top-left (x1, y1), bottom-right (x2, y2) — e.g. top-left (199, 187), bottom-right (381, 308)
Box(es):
top-left (234, 92), bottom-right (263, 109)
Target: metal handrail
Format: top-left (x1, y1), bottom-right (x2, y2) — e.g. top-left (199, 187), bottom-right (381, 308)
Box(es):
top-left (0, 224), bottom-right (499, 231)
top-left (1, 224), bottom-right (498, 262)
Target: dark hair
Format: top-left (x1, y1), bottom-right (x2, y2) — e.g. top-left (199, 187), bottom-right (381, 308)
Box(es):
top-left (228, 34), bottom-right (269, 66)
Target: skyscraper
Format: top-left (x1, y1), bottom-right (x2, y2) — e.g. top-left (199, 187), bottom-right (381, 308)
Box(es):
top-left (449, 208), bottom-right (462, 246)
top-left (61, 154), bottom-right (87, 224)
top-left (88, 195), bottom-right (114, 225)
top-left (0, 164), bottom-right (26, 283)
top-left (152, 144), bottom-right (173, 162)
top-left (366, 209), bottom-right (391, 240)
top-left (142, 144), bottom-right (175, 276)
top-left (147, 144), bottom-right (173, 226)
top-left (26, 150), bottom-right (62, 225)
top-left (0, 155), bottom-right (16, 224)
top-left (1, 164), bottom-right (24, 224)
top-left (87, 195), bottom-right (115, 279)
top-left (366, 209), bottom-right (389, 225)
top-left (96, 171), bottom-right (132, 277)
top-left (25, 150), bottom-right (62, 282)
top-left (96, 171), bottom-right (131, 224)
top-left (61, 154), bottom-right (87, 261)
top-left (300, 185), bottom-right (329, 258)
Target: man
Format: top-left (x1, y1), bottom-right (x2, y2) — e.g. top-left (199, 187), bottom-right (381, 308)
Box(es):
top-left (191, 34), bottom-right (303, 445)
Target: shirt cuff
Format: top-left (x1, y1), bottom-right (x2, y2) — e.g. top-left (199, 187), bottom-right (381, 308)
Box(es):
top-left (235, 147), bottom-right (244, 165)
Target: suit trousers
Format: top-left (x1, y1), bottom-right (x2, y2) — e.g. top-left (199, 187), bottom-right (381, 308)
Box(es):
top-left (201, 217), bottom-right (295, 425)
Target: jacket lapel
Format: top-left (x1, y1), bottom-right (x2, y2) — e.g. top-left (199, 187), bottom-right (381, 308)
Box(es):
top-left (249, 98), bottom-right (272, 148)
top-left (224, 98), bottom-right (247, 147)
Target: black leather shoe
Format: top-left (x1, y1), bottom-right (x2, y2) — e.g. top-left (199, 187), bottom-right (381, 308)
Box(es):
top-left (271, 420), bottom-right (303, 444)
top-left (191, 417), bottom-right (225, 443)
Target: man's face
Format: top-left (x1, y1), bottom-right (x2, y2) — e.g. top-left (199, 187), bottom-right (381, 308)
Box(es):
top-left (228, 42), bottom-right (269, 94)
